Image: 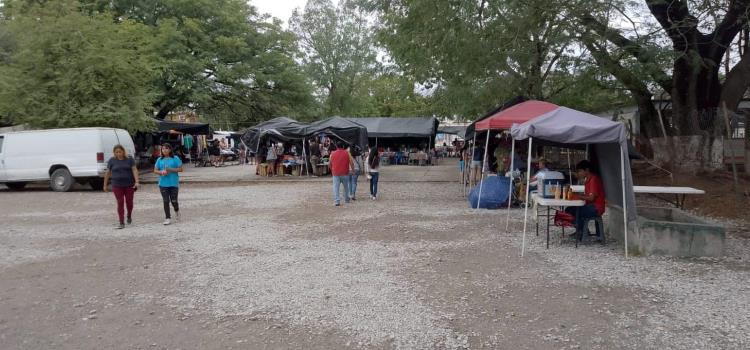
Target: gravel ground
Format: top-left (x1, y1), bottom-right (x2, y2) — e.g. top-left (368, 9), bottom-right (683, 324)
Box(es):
top-left (1, 167), bottom-right (749, 349)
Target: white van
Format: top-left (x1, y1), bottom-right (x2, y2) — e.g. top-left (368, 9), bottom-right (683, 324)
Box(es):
top-left (0, 128), bottom-right (136, 191)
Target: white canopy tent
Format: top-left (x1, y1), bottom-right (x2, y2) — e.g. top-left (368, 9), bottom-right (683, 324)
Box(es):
top-left (509, 107), bottom-right (637, 257)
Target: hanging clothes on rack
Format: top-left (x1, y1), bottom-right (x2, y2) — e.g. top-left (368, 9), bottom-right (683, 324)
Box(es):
top-left (184, 134), bottom-right (194, 150)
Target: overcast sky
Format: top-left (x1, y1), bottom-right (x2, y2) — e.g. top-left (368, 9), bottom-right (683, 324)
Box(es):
top-left (250, 0), bottom-right (308, 24)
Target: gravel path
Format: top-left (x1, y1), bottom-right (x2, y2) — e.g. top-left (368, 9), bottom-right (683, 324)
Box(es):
top-left (1, 171), bottom-right (749, 349)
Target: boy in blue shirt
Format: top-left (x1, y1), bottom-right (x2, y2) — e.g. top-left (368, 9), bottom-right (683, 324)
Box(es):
top-left (154, 144), bottom-right (183, 225)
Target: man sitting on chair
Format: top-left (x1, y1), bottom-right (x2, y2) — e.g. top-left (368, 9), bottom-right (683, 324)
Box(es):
top-left (565, 160), bottom-right (605, 241)
top-left (528, 158), bottom-right (550, 191)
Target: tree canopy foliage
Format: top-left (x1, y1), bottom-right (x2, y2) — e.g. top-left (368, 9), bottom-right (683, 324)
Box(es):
top-left (0, 0), bottom-right (316, 130)
top-left (290, 0), bottom-right (378, 116)
top-left (0, 1), bottom-right (156, 130)
top-left (363, 0), bottom-right (750, 139)
top-left (574, 0), bottom-right (750, 138)
top-left (360, 0), bottom-right (632, 120)
top-left (2, 0), bottom-right (750, 145)
top-left (290, 0), bottom-right (434, 118)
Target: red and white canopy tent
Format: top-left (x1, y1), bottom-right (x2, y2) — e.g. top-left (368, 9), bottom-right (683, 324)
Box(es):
top-left (470, 100), bottom-right (636, 257)
top-left (508, 104), bottom-right (637, 257)
top-left (474, 101), bottom-right (559, 131)
top-left (471, 101), bottom-right (559, 209)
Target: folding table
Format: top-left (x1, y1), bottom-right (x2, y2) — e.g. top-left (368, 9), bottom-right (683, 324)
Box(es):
top-left (570, 185), bottom-right (704, 209)
top-left (532, 192), bottom-right (585, 249)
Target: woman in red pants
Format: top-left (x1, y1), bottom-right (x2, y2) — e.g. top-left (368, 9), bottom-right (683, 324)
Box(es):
top-left (103, 145), bottom-right (139, 229)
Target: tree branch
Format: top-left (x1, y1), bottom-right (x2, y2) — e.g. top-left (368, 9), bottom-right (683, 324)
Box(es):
top-left (706, 0), bottom-right (750, 63)
top-left (582, 37), bottom-right (652, 97)
top-left (542, 43), bottom-right (567, 83)
top-left (644, 0), bottom-right (697, 47)
top-left (477, 0), bottom-right (487, 30)
top-left (721, 48), bottom-right (750, 111)
top-left (580, 13), bottom-right (672, 93)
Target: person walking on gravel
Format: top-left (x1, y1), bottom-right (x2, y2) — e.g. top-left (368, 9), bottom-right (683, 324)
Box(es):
top-left (103, 145), bottom-right (139, 229)
top-left (154, 143), bottom-right (183, 225)
top-left (366, 146), bottom-right (380, 200)
top-left (348, 145), bottom-right (362, 200)
top-left (309, 139), bottom-right (322, 177)
top-left (330, 142), bottom-right (354, 206)
top-left (266, 142), bottom-right (278, 177)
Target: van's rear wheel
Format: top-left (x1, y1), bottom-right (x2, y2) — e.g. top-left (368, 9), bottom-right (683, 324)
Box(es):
top-left (50, 168), bottom-right (74, 192)
top-left (5, 182), bottom-right (27, 190)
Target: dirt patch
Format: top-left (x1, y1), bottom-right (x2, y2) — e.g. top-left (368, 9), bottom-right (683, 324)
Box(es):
top-left (0, 238), bottom-right (354, 350)
top-left (1, 169), bottom-right (749, 349)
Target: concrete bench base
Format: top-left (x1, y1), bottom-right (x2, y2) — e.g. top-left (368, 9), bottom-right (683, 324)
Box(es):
top-left (607, 206), bottom-right (725, 257)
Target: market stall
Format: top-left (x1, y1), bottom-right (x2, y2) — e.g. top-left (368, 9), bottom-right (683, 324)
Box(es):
top-left (132, 119), bottom-right (212, 167)
top-left (509, 104), bottom-right (637, 257)
top-left (346, 117), bottom-right (439, 163)
top-left (240, 117), bottom-right (369, 176)
top-left (240, 117), bottom-right (308, 152)
top-left (305, 117), bottom-right (369, 151)
top-left (472, 101), bottom-right (560, 209)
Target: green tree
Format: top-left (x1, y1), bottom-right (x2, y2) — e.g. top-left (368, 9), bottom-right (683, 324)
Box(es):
top-left (290, 0), bottom-right (380, 116)
top-left (574, 0), bottom-right (750, 138)
top-left (363, 72), bottom-right (432, 117)
top-left (361, 0), bottom-right (596, 119)
top-left (0, 1), bottom-right (156, 131)
top-left (83, 0), bottom-right (316, 125)
top-left (1, 0), bottom-right (317, 129)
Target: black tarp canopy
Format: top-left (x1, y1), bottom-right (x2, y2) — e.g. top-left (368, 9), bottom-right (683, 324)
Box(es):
top-left (346, 117), bottom-right (439, 139)
top-left (306, 117), bottom-right (369, 151)
top-left (240, 117), bottom-right (368, 152)
top-left (437, 126), bottom-right (467, 138)
top-left (153, 118), bottom-right (211, 135)
top-left (241, 117), bottom-right (308, 151)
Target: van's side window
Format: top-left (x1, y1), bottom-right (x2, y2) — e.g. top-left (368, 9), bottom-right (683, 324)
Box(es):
top-left (0, 136), bottom-right (4, 153)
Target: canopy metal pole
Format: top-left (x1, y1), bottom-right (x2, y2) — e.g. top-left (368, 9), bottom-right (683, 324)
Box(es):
top-left (303, 139), bottom-right (310, 177)
top-left (521, 137), bottom-right (533, 257)
top-left (567, 148), bottom-right (572, 184)
top-left (476, 131), bottom-right (491, 209)
top-left (505, 137), bottom-right (516, 232)
top-left (462, 142), bottom-right (468, 193)
top-left (621, 144), bottom-right (629, 258)
top-left (428, 136), bottom-right (432, 165)
top-left (469, 134), bottom-right (477, 192)
top-left (585, 144), bottom-right (589, 159)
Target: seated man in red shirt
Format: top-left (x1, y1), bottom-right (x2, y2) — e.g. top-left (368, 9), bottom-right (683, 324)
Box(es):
top-left (565, 160), bottom-right (606, 241)
top-left (329, 142), bottom-right (354, 206)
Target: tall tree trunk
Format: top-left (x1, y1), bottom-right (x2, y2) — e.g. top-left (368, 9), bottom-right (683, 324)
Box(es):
top-left (645, 0), bottom-right (750, 170)
top-left (155, 102), bottom-right (175, 120)
top-left (326, 81), bottom-right (337, 115)
top-left (721, 40), bottom-right (750, 168)
top-left (647, 0), bottom-right (746, 137)
top-left (155, 108), bottom-right (169, 119)
top-left (670, 45), bottom-right (724, 136)
top-left (633, 92), bottom-right (662, 160)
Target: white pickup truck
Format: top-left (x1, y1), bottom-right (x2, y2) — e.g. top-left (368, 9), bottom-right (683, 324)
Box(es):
top-left (0, 128), bottom-right (136, 191)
